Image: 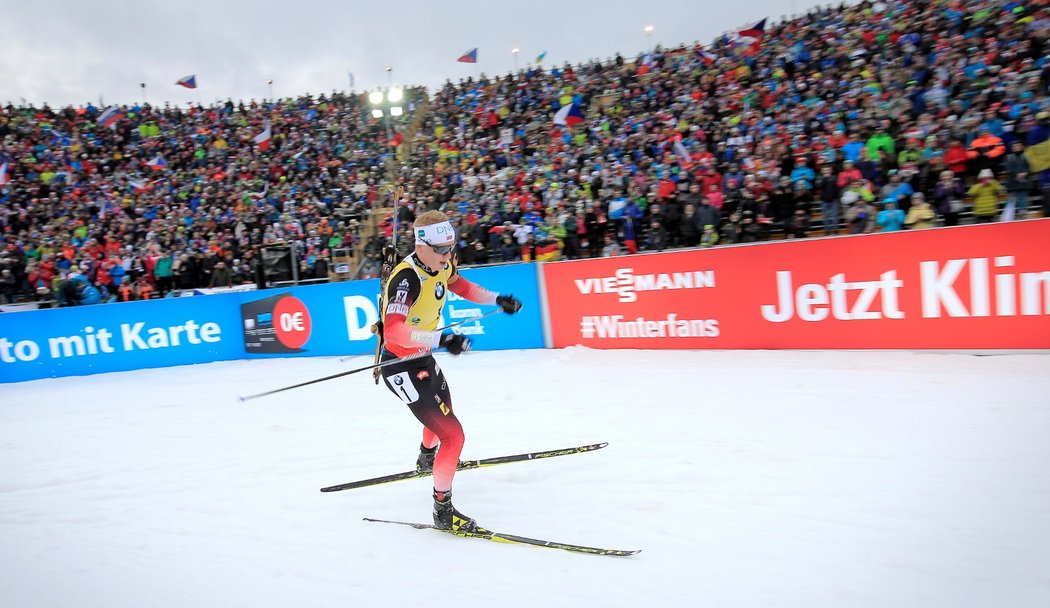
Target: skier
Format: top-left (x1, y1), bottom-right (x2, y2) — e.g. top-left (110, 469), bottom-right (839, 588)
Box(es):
top-left (378, 210), bottom-right (522, 532)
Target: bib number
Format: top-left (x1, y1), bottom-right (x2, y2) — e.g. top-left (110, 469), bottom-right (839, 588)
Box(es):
top-left (386, 372), bottom-right (420, 404)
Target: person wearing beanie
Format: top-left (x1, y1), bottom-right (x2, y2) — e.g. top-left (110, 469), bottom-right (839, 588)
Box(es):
top-left (968, 169), bottom-right (1006, 223)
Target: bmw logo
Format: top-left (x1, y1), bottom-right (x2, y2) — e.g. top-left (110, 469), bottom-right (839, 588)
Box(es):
top-left (393, 376), bottom-right (404, 386)
top-left (435, 282), bottom-right (445, 299)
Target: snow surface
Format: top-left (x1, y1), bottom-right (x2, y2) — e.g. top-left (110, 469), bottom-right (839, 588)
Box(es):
top-left (1, 348), bottom-right (1049, 608)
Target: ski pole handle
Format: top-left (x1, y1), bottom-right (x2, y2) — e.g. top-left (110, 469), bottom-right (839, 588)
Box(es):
top-left (338, 309), bottom-right (503, 363)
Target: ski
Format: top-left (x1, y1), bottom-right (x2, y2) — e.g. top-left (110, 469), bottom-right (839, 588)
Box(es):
top-left (363, 517), bottom-right (640, 557)
top-left (320, 442), bottom-right (608, 493)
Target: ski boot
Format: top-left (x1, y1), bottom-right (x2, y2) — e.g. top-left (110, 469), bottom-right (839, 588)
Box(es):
top-left (416, 444), bottom-right (437, 473)
top-left (433, 489), bottom-right (479, 533)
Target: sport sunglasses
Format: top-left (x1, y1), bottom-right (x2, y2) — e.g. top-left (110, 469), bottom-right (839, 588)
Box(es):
top-left (423, 240), bottom-right (455, 255)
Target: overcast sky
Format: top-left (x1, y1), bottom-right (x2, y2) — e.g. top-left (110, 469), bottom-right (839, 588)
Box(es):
top-left (1, 0), bottom-right (828, 108)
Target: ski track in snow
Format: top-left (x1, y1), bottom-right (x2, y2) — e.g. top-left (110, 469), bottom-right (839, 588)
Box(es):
top-left (1, 349), bottom-right (1049, 607)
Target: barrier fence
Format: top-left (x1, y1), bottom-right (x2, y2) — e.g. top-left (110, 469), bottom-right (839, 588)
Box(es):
top-left (542, 220), bottom-right (1050, 350)
top-left (2, 221), bottom-right (1048, 383)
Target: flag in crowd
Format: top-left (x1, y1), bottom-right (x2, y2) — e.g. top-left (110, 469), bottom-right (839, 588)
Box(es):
top-left (97, 106), bottom-right (123, 129)
top-left (1025, 112), bottom-right (1050, 173)
top-left (536, 51), bottom-right (547, 64)
top-left (736, 17), bottom-right (767, 56)
top-left (129, 179), bottom-right (148, 193)
top-left (253, 121), bottom-right (272, 151)
top-left (457, 48), bottom-right (478, 63)
top-left (50, 130), bottom-right (72, 148)
top-left (699, 48), bottom-right (718, 66)
top-left (146, 156), bottom-right (167, 171)
top-left (0, 162), bottom-right (9, 186)
top-left (553, 102), bottom-right (585, 127)
top-left (636, 54), bottom-right (657, 76)
top-left (250, 181), bottom-right (269, 201)
top-left (672, 135), bottom-right (693, 169)
top-left (175, 75), bottom-right (197, 89)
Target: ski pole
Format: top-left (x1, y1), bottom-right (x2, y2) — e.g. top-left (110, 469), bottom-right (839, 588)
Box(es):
top-left (238, 350), bottom-right (432, 402)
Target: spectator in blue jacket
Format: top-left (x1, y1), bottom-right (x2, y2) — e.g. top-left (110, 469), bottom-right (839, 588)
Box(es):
top-left (55, 274), bottom-right (102, 306)
top-left (877, 200), bottom-right (906, 232)
top-left (790, 157), bottom-right (816, 190)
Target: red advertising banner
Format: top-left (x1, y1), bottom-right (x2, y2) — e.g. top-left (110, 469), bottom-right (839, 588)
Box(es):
top-left (542, 220), bottom-right (1050, 350)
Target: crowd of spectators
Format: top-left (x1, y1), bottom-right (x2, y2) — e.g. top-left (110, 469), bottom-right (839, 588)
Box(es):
top-left (0, 89), bottom-right (419, 305)
top-left (2, 0), bottom-right (1049, 307)
top-left (379, 0), bottom-right (1050, 265)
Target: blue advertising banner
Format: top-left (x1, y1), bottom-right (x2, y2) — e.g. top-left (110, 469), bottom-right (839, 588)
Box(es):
top-left (0, 263), bottom-right (543, 383)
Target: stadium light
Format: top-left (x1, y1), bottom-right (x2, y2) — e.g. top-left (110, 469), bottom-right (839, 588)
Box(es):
top-left (390, 106), bottom-right (403, 117)
top-left (368, 90), bottom-right (384, 105)
top-left (371, 109), bottom-right (384, 119)
top-left (387, 87), bottom-right (404, 103)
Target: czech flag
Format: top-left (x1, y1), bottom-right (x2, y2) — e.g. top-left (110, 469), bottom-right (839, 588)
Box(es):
top-left (146, 156), bottom-right (168, 171)
top-left (699, 49), bottom-right (718, 66)
top-left (98, 106), bottom-right (123, 129)
top-left (738, 17), bottom-right (767, 40)
top-left (175, 74), bottom-right (197, 89)
top-left (553, 102), bottom-right (585, 127)
top-left (253, 121), bottom-right (272, 151)
top-left (0, 162), bottom-right (9, 186)
top-left (736, 18), bottom-right (767, 56)
top-left (129, 179), bottom-right (148, 193)
top-left (457, 48), bottom-right (478, 63)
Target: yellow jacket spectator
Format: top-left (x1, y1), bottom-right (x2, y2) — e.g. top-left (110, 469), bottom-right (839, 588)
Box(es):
top-left (903, 193), bottom-right (937, 230)
top-left (967, 169), bottom-right (1006, 222)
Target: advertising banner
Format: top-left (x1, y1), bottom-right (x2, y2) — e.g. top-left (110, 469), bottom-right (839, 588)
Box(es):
top-left (542, 220), bottom-right (1050, 350)
top-left (0, 262), bottom-right (543, 383)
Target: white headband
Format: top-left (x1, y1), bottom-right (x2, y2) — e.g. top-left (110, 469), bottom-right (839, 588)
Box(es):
top-left (416, 221), bottom-right (455, 246)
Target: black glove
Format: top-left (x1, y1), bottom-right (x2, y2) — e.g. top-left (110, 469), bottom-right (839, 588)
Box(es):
top-left (496, 294), bottom-right (522, 314)
top-left (439, 332), bottom-right (471, 355)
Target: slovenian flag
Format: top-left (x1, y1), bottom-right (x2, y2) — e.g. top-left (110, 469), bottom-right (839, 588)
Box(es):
top-left (175, 75), bottom-right (197, 89)
top-left (98, 106), bottom-right (123, 129)
top-left (553, 103), bottom-right (585, 127)
top-left (457, 48), bottom-right (478, 63)
top-left (146, 156), bottom-right (167, 171)
top-left (253, 121), bottom-right (272, 151)
top-left (0, 162), bottom-right (9, 186)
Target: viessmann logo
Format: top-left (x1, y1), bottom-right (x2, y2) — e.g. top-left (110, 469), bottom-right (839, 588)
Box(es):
top-left (574, 268), bottom-right (716, 303)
